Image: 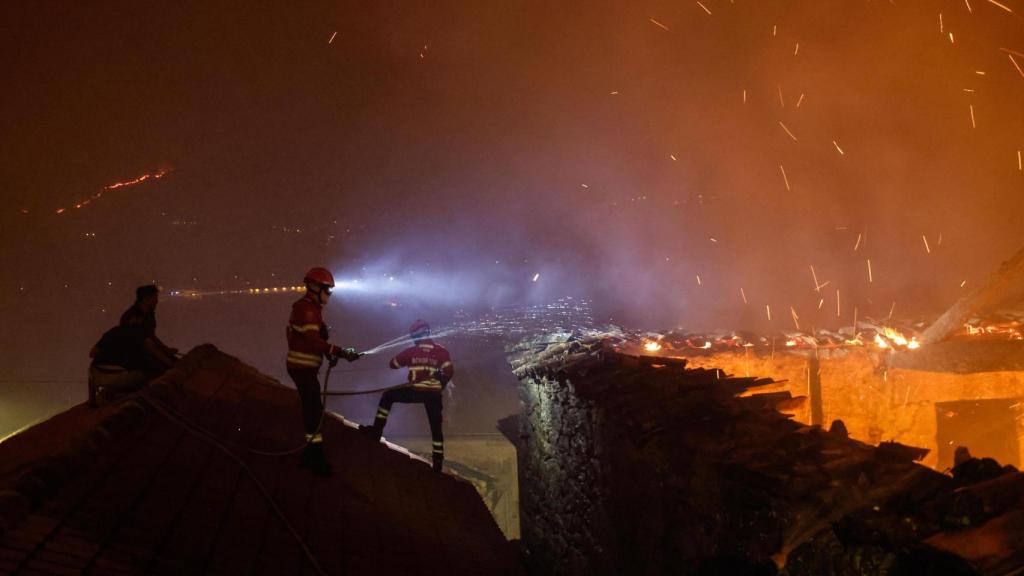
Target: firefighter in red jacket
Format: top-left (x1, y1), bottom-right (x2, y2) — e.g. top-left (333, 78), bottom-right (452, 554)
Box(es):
top-left (363, 319), bottom-right (453, 472)
top-left (287, 267), bottom-right (360, 476)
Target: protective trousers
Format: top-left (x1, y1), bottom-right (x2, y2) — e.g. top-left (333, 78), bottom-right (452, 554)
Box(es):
top-left (372, 388), bottom-right (444, 471)
top-left (287, 367), bottom-right (324, 444)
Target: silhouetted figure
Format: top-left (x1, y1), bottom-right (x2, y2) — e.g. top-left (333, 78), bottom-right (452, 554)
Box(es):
top-left (828, 419), bottom-right (849, 438)
top-left (362, 320), bottom-right (453, 473)
top-left (87, 285), bottom-right (176, 406)
top-left (951, 445), bottom-right (1013, 486)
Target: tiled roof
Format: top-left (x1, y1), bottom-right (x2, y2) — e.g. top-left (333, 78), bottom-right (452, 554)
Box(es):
top-left (0, 345), bottom-right (522, 575)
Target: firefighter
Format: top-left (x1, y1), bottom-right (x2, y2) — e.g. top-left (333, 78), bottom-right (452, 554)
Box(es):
top-left (363, 319), bottom-right (453, 473)
top-left (287, 267), bottom-right (361, 476)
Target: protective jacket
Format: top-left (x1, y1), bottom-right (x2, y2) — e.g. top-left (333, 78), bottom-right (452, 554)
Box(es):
top-left (286, 294), bottom-right (336, 369)
top-left (389, 339), bottom-right (454, 392)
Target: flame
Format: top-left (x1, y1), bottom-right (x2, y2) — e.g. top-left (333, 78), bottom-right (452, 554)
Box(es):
top-left (644, 340), bottom-right (662, 352)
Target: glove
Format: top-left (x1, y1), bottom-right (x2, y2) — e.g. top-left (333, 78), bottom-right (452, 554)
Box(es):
top-left (343, 347), bottom-right (361, 362)
top-left (328, 354), bottom-right (339, 368)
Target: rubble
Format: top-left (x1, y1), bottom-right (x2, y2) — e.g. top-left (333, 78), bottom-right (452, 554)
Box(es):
top-left (506, 331), bottom-right (1024, 575)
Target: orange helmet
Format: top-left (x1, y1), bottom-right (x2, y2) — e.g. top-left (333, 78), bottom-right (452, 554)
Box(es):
top-left (303, 267), bottom-right (335, 288)
top-left (409, 319), bottom-right (430, 339)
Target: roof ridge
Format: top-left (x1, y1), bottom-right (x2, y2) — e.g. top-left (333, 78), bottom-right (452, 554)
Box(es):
top-left (0, 344), bottom-right (221, 536)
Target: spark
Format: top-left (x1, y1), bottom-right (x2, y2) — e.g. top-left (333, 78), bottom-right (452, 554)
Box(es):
top-left (853, 307), bottom-right (858, 332)
top-left (888, 301), bottom-right (897, 320)
top-left (649, 18), bottom-right (670, 31)
top-left (670, 154), bottom-right (677, 161)
top-left (696, 1), bottom-right (712, 15)
top-left (987, 0), bottom-right (1013, 13)
top-left (740, 287), bottom-right (748, 304)
top-left (949, 32), bottom-right (955, 44)
top-left (818, 298), bottom-right (824, 310)
top-left (773, 24), bottom-right (777, 37)
top-left (975, 70), bottom-right (986, 75)
top-left (853, 232), bottom-right (863, 251)
top-left (960, 279), bottom-right (968, 288)
top-left (644, 340), bottom-right (663, 352)
top-left (777, 85), bottom-right (785, 107)
top-left (532, 273), bottom-right (540, 282)
top-left (766, 304), bottom-right (772, 321)
top-left (1010, 54), bottom-right (1024, 78)
top-left (922, 235), bottom-right (931, 254)
top-left (794, 43), bottom-right (799, 56)
top-left (809, 265), bottom-right (821, 291)
top-left (832, 140), bottom-right (845, 155)
top-left (867, 259), bottom-right (873, 283)
top-left (778, 121), bottom-right (798, 141)
top-left (940, 12), bottom-right (944, 33)
top-left (836, 289), bottom-right (841, 317)
top-left (965, 0), bottom-right (973, 13)
top-left (1018, 149), bottom-right (1022, 171)
top-left (790, 306), bottom-right (800, 330)
top-left (969, 104), bottom-right (976, 128)
top-left (580, 183), bottom-right (589, 188)
top-left (696, 274), bottom-right (702, 286)
top-left (328, 31), bottom-right (337, 44)
top-left (795, 93), bottom-right (805, 107)
top-left (742, 89), bottom-right (747, 103)
top-left (779, 165), bottom-right (791, 191)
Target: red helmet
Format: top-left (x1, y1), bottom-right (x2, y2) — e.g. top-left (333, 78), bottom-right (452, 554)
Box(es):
top-left (409, 319), bottom-right (430, 338)
top-left (303, 267), bottom-right (335, 288)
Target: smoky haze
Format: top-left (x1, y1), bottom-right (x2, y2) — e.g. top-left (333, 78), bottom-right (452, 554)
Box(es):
top-left (1, 0), bottom-right (1023, 397)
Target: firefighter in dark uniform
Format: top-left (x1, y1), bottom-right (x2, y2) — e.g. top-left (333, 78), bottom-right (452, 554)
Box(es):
top-left (287, 267), bottom-right (360, 476)
top-left (363, 320), bottom-right (453, 473)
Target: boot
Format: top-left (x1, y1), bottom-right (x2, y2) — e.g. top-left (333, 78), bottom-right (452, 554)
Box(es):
top-left (359, 423), bottom-right (383, 442)
top-left (301, 443), bottom-right (333, 477)
top-left (432, 454), bottom-right (444, 474)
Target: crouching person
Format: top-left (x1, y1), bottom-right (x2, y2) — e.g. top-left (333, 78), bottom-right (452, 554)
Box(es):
top-left (88, 284), bottom-right (177, 406)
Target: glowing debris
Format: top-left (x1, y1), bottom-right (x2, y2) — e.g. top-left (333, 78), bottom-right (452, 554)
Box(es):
top-left (922, 235), bottom-right (931, 254)
top-left (961, 280), bottom-right (968, 288)
top-left (696, 274), bottom-right (702, 286)
top-left (328, 31), bottom-right (337, 44)
top-left (969, 104), bottom-right (976, 128)
top-left (795, 93), bottom-right (805, 107)
top-left (670, 154), bottom-right (677, 161)
top-left (1018, 150), bottom-right (1022, 171)
top-left (696, 1), bottom-right (712, 15)
top-left (939, 13), bottom-right (944, 33)
top-left (649, 18), bottom-right (670, 31)
top-left (853, 233), bottom-right (862, 251)
top-left (779, 165), bottom-right (791, 191)
top-left (777, 85), bottom-right (785, 107)
top-left (778, 121), bottom-right (798, 141)
top-left (965, 0), bottom-right (973, 13)
top-left (740, 287), bottom-right (748, 304)
top-left (987, 0), bottom-right (1013, 13)
top-left (867, 259), bottom-right (873, 283)
top-left (743, 89), bottom-right (747, 103)
top-left (1010, 54), bottom-right (1024, 79)
top-left (766, 304), bottom-right (772, 321)
top-left (532, 273), bottom-right (540, 282)
top-left (832, 140), bottom-right (845, 155)
top-left (949, 32), bottom-right (955, 44)
top-left (836, 289), bottom-right (841, 317)
top-left (644, 340), bottom-right (662, 352)
top-left (794, 43), bottom-right (799, 56)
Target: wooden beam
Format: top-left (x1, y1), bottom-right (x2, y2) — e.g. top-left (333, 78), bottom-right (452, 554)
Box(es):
top-left (921, 247), bottom-right (1024, 344)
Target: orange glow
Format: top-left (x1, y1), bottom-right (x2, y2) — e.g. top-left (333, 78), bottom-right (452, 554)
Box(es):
top-left (644, 340), bottom-right (662, 352)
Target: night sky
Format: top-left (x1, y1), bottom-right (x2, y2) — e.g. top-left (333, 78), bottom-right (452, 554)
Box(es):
top-left (1, 1), bottom-right (1023, 429)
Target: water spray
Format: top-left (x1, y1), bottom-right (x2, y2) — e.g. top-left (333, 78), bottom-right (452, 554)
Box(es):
top-left (360, 328), bottom-right (457, 356)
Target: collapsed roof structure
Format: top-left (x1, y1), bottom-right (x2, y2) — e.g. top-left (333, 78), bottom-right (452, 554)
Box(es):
top-left (505, 333), bottom-right (1024, 575)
